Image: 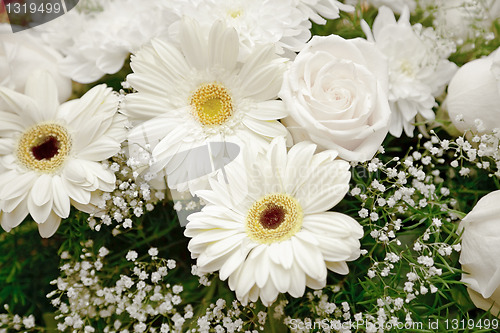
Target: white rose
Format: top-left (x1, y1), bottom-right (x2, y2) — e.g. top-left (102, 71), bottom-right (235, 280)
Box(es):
top-left (0, 24), bottom-right (71, 102)
top-left (279, 34), bottom-right (391, 162)
top-left (446, 48), bottom-right (500, 133)
top-left (459, 190), bottom-right (500, 317)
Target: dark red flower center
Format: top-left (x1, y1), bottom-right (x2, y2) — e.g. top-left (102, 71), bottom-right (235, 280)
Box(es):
top-left (259, 204), bottom-right (286, 229)
top-left (31, 136), bottom-right (60, 160)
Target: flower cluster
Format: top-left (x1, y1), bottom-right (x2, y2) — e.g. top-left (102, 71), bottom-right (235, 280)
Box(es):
top-left (0, 305), bottom-right (36, 332)
top-left (79, 149), bottom-right (166, 232)
top-left (48, 240), bottom-right (188, 333)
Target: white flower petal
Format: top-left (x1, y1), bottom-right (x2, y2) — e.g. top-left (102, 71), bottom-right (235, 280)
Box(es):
top-left (52, 175), bottom-right (70, 218)
top-left (242, 117), bottom-right (287, 138)
top-left (24, 70), bottom-right (59, 120)
top-left (259, 278), bottom-right (279, 306)
top-left (269, 256), bottom-right (291, 293)
top-left (253, 247), bottom-right (271, 288)
top-left (0, 86), bottom-right (39, 126)
top-left (291, 236), bottom-right (327, 281)
top-left (0, 171), bottom-right (37, 201)
top-left (30, 174), bottom-right (53, 206)
top-left (219, 243), bottom-right (253, 281)
top-left (77, 136), bottom-right (122, 161)
top-left (306, 275), bottom-right (326, 290)
top-left (28, 191), bottom-right (53, 224)
top-left (37, 212), bottom-right (62, 238)
top-left (2, 192), bottom-right (28, 214)
top-left (180, 18), bottom-right (208, 70)
top-left (326, 261), bottom-right (349, 275)
top-left (288, 262), bottom-right (306, 298)
top-left (208, 20), bottom-right (239, 71)
top-left (0, 200), bottom-right (29, 231)
top-left (62, 179), bottom-right (91, 205)
top-left (246, 100), bottom-right (288, 121)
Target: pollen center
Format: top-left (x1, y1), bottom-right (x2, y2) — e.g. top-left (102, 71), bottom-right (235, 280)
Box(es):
top-left (190, 83), bottom-right (233, 126)
top-left (17, 123), bottom-right (72, 173)
top-left (246, 193), bottom-right (303, 244)
top-left (228, 9), bottom-right (242, 18)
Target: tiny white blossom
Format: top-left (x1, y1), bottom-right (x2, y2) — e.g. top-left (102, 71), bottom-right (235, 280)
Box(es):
top-left (126, 250), bottom-right (138, 262)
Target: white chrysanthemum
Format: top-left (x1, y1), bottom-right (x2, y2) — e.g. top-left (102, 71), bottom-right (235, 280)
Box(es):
top-left (169, 0), bottom-right (311, 57)
top-left (294, 0), bottom-right (354, 24)
top-left (124, 20), bottom-right (289, 192)
top-left (362, 6), bottom-right (457, 137)
top-left (0, 24), bottom-right (71, 103)
top-left (37, 0), bottom-right (178, 83)
top-left (185, 137), bottom-right (363, 306)
top-left (0, 71), bottom-right (127, 237)
top-left (346, 0), bottom-right (416, 13)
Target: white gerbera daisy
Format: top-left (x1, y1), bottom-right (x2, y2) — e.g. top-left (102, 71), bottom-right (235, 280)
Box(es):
top-left (0, 71), bottom-right (127, 237)
top-left (184, 137), bottom-right (363, 306)
top-left (124, 19), bottom-right (289, 192)
top-left (169, 0), bottom-right (311, 57)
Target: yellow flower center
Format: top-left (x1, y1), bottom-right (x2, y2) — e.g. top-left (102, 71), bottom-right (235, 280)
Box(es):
top-left (246, 193), bottom-right (303, 244)
top-left (17, 123), bottom-right (72, 172)
top-left (190, 83), bottom-right (234, 126)
top-left (229, 9), bottom-right (242, 18)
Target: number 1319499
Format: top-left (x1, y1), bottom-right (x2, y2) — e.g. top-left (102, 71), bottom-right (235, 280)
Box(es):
top-left (5, 2), bottom-right (62, 14)
top-left (444, 318), bottom-right (499, 330)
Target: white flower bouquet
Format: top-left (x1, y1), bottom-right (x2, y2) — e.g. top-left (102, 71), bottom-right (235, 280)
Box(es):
top-left (0, 0), bottom-right (500, 332)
